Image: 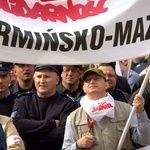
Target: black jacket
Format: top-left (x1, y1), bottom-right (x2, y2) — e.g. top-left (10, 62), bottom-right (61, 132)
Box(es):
top-left (116, 75), bottom-right (131, 95)
top-left (9, 81), bottom-right (36, 97)
top-left (0, 92), bottom-right (15, 117)
top-left (132, 74), bottom-right (145, 93)
top-left (112, 89), bottom-right (130, 103)
top-left (57, 82), bottom-right (85, 101)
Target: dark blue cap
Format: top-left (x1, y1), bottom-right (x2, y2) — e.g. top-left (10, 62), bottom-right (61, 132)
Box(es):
top-left (0, 62), bottom-right (13, 69)
top-left (34, 65), bottom-right (62, 76)
top-left (0, 67), bottom-right (9, 75)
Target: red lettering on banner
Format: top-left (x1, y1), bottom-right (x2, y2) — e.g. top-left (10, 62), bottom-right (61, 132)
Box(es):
top-left (92, 101), bottom-right (113, 112)
top-left (41, 0), bottom-right (56, 1)
top-left (0, 0), bottom-right (108, 23)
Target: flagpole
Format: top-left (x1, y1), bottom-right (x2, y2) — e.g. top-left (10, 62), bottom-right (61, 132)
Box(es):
top-left (117, 65), bottom-right (150, 150)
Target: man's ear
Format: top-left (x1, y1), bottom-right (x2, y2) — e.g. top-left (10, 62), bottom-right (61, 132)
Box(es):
top-left (56, 75), bottom-right (60, 85)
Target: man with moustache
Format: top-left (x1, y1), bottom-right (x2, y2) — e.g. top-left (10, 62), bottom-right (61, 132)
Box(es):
top-left (0, 65), bottom-right (15, 116)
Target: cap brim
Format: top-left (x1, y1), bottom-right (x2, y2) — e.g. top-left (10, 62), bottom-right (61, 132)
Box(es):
top-left (0, 71), bottom-right (9, 75)
top-left (82, 70), bottom-right (99, 81)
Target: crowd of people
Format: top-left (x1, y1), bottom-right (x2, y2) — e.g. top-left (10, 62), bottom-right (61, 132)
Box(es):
top-left (0, 55), bottom-right (150, 150)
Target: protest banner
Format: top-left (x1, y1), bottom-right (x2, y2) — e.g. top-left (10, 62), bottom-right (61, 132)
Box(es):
top-left (0, 0), bottom-right (150, 64)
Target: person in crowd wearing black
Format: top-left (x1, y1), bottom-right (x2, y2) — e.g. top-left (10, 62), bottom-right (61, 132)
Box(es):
top-left (0, 66), bottom-right (15, 116)
top-left (9, 63), bottom-right (36, 96)
top-left (0, 62), bottom-right (17, 85)
top-left (98, 62), bottom-right (131, 103)
top-left (12, 65), bottom-right (79, 150)
top-left (57, 65), bottom-right (85, 101)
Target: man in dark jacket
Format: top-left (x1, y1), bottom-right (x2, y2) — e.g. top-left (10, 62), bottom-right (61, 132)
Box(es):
top-left (12, 65), bottom-right (78, 150)
top-left (57, 65), bottom-right (85, 101)
top-left (98, 63), bottom-right (131, 103)
top-left (0, 66), bottom-right (15, 116)
top-left (9, 63), bottom-right (36, 97)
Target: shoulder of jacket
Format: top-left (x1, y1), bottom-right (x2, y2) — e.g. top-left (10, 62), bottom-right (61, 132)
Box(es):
top-left (59, 93), bottom-right (75, 101)
top-left (17, 91), bottom-right (35, 98)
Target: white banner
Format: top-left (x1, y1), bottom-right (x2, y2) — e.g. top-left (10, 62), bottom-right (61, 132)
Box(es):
top-left (0, 0), bottom-right (150, 65)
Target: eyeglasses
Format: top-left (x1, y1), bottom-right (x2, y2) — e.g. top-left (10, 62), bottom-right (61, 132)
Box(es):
top-left (105, 74), bottom-right (116, 78)
top-left (84, 77), bottom-right (102, 83)
top-left (63, 68), bottom-right (80, 73)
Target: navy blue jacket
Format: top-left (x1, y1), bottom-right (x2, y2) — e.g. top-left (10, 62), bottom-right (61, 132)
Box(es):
top-left (12, 91), bottom-right (78, 150)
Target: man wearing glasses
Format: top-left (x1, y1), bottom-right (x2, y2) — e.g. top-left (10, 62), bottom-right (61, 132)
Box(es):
top-left (98, 63), bottom-right (131, 103)
top-left (62, 68), bottom-right (150, 150)
top-left (57, 65), bottom-right (85, 101)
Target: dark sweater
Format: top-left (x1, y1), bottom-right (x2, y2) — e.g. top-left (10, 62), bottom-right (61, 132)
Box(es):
top-left (0, 93), bottom-right (15, 117)
top-left (12, 91), bottom-right (78, 150)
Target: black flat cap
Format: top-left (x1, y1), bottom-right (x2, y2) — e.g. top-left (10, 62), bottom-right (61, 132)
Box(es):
top-left (34, 65), bottom-right (62, 76)
top-left (0, 67), bottom-right (10, 75)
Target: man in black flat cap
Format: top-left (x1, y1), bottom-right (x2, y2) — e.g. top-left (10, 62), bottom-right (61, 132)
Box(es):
top-left (11, 65), bottom-right (79, 150)
top-left (0, 65), bottom-right (15, 116)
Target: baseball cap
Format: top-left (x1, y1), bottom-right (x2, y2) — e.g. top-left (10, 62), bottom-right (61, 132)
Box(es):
top-left (34, 65), bottom-right (62, 76)
top-left (0, 67), bottom-right (10, 75)
top-left (82, 68), bottom-right (106, 81)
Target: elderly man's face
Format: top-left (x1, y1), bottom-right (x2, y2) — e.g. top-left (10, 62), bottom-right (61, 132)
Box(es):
top-left (82, 73), bottom-right (107, 99)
